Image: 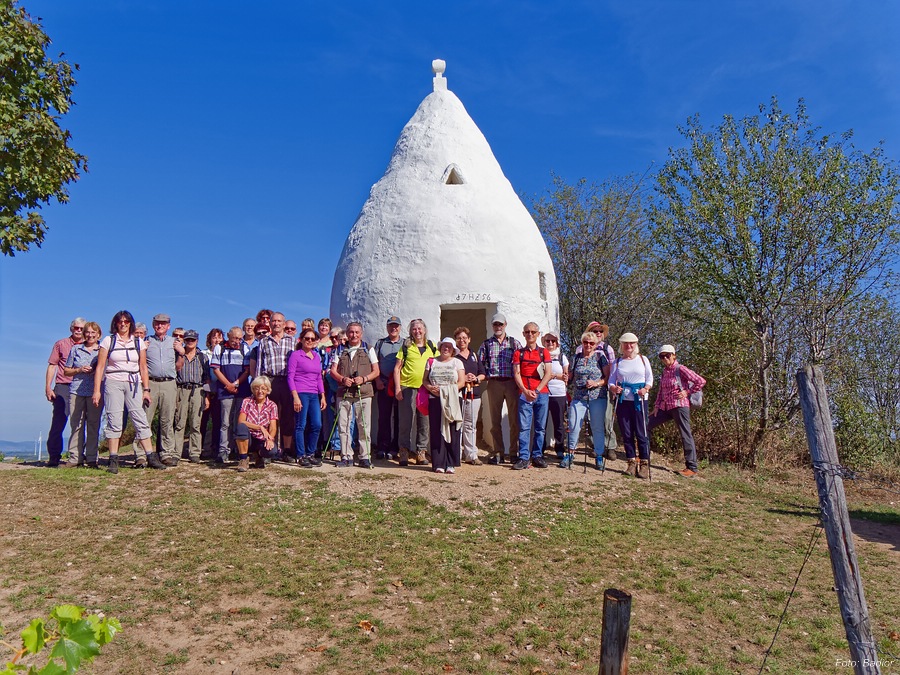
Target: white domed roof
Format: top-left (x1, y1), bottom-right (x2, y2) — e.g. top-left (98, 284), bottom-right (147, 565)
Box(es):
top-left (330, 63), bottom-right (558, 342)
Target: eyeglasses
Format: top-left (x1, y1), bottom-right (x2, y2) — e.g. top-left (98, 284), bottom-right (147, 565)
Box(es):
top-left (582, 340), bottom-right (597, 345)
top-left (173, 333), bottom-right (185, 339)
top-left (544, 339), bottom-right (558, 344)
top-left (285, 327), bottom-right (297, 332)
top-left (492, 323), bottom-right (504, 327)
top-left (184, 338), bottom-right (197, 342)
top-left (302, 337), bottom-right (317, 342)
top-left (523, 330), bottom-right (539, 335)
top-left (659, 353), bottom-right (674, 359)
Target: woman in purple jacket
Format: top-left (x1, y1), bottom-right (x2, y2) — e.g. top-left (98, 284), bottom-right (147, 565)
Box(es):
top-left (288, 328), bottom-right (327, 467)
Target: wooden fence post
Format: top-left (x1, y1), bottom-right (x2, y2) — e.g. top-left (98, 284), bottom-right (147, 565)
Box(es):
top-left (599, 588), bottom-right (631, 675)
top-left (796, 365), bottom-right (881, 675)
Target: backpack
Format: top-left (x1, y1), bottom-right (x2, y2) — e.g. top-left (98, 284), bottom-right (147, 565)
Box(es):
top-left (107, 334), bottom-right (142, 363)
top-left (675, 365), bottom-right (703, 407)
top-left (401, 339), bottom-right (437, 361)
top-left (516, 346), bottom-right (551, 386)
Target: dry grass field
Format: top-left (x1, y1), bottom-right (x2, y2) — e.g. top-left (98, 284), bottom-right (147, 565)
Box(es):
top-left (1, 453), bottom-right (898, 674)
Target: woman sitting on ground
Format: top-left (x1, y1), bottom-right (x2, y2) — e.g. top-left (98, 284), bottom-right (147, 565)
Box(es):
top-left (235, 376), bottom-right (279, 472)
top-left (565, 331), bottom-right (610, 470)
top-left (63, 321), bottom-right (103, 468)
top-left (425, 337), bottom-right (465, 474)
top-left (608, 333), bottom-right (654, 479)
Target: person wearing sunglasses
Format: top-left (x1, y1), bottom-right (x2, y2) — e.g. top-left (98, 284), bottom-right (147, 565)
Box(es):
top-left (288, 328), bottom-right (327, 467)
top-left (608, 333), bottom-right (654, 478)
top-left (540, 332), bottom-right (569, 463)
top-left (649, 345), bottom-right (706, 478)
top-left (44, 317), bottom-right (86, 467)
top-left (511, 322), bottom-right (554, 470)
top-left (564, 332), bottom-right (610, 470)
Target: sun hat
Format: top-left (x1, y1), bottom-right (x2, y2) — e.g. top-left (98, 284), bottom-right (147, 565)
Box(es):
top-left (658, 344), bottom-right (676, 355)
top-left (618, 332), bottom-right (639, 343)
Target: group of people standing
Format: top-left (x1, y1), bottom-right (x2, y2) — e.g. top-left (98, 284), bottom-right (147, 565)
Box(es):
top-left (44, 309), bottom-right (706, 478)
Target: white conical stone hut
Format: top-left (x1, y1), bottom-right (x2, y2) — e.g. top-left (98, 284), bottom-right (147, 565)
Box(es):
top-left (330, 60), bottom-right (559, 346)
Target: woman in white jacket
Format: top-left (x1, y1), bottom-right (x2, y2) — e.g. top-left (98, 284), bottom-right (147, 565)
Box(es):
top-left (608, 332), bottom-right (654, 479)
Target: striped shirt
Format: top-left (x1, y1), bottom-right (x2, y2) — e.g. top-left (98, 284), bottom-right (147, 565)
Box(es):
top-left (255, 334), bottom-right (293, 377)
top-left (478, 335), bottom-right (522, 379)
top-left (211, 343), bottom-right (251, 399)
top-left (177, 352), bottom-right (207, 386)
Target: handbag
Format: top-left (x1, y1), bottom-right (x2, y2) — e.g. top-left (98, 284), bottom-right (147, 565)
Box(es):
top-left (675, 365), bottom-right (703, 407)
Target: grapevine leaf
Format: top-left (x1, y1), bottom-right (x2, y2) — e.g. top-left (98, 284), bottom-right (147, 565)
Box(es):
top-left (48, 607), bottom-right (82, 626)
top-left (34, 661), bottom-right (65, 675)
top-left (49, 620), bottom-right (99, 673)
top-left (20, 619), bottom-right (46, 654)
top-left (1, 661), bottom-right (28, 673)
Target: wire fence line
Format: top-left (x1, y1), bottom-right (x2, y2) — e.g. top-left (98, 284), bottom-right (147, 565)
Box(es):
top-left (759, 459), bottom-right (900, 672)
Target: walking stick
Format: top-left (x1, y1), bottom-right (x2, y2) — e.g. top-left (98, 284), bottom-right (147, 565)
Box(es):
top-left (324, 400), bottom-right (339, 461)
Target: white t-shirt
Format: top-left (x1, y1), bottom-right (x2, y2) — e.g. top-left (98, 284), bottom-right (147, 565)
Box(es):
top-left (546, 349), bottom-right (569, 397)
top-left (608, 354), bottom-right (653, 401)
top-left (101, 334), bottom-right (145, 382)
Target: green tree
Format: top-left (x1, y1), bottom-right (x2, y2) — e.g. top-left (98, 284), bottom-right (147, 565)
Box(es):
top-left (0, 0), bottom-right (87, 256)
top-left (651, 97), bottom-right (900, 465)
top-left (529, 173), bottom-right (663, 353)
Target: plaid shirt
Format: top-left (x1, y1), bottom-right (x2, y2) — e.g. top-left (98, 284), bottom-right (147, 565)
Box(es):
top-left (255, 334), bottom-right (294, 377)
top-left (239, 396), bottom-right (279, 439)
top-left (478, 335), bottom-right (522, 379)
top-left (654, 361), bottom-right (706, 411)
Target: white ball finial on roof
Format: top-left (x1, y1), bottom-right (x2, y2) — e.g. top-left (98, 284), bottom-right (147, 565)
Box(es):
top-left (432, 59), bottom-right (447, 91)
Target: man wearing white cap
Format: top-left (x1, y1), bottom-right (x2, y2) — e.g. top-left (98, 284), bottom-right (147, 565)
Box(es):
top-left (649, 345), bottom-right (706, 477)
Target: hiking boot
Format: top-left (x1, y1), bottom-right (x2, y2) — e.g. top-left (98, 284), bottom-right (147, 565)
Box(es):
top-left (595, 456), bottom-right (606, 471)
top-left (625, 459), bottom-right (638, 476)
top-left (604, 446), bottom-right (618, 461)
top-left (559, 453), bottom-right (573, 469)
top-left (375, 451), bottom-right (386, 460)
top-left (107, 456), bottom-right (119, 474)
top-left (298, 456), bottom-right (311, 468)
top-left (512, 459), bottom-right (529, 470)
top-left (237, 458), bottom-right (249, 473)
top-left (133, 456), bottom-right (148, 469)
top-left (466, 458), bottom-right (483, 466)
top-left (160, 455), bottom-right (179, 467)
top-left (416, 451), bottom-right (427, 465)
top-left (398, 448), bottom-right (409, 467)
top-left (147, 452), bottom-right (167, 470)
top-left (487, 454), bottom-right (501, 465)
top-left (336, 458), bottom-right (352, 468)
top-left (678, 468), bottom-right (698, 478)
top-left (215, 453), bottom-right (227, 465)
top-left (637, 460), bottom-right (650, 480)
top-left (308, 456), bottom-right (322, 467)
top-left (358, 458), bottom-right (372, 469)
top-left (87, 462), bottom-right (99, 470)
top-left (188, 456), bottom-right (201, 464)
top-left (532, 457), bottom-right (548, 469)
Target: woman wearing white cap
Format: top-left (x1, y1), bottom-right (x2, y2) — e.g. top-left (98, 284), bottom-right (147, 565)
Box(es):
top-left (649, 345), bottom-right (706, 477)
top-left (608, 332), bottom-right (654, 478)
top-left (424, 338), bottom-right (465, 473)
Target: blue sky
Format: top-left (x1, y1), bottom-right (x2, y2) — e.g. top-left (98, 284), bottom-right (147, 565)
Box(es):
top-left (1, 0), bottom-right (898, 442)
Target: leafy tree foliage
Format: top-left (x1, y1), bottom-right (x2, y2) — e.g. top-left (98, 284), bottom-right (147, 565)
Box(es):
top-left (529, 173), bottom-right (663, 354)
top-left (650, 97), bottom-right (900, 465)
top-left (0, 0), bottom-right (87, 256)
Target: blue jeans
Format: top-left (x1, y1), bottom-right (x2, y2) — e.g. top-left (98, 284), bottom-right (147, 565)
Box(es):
top-left (517, 392), bottom-right (549, 461)
top-left (294, 392), bottom-right (323, 458)
top-left (567, 397), bottom-right (608, 456)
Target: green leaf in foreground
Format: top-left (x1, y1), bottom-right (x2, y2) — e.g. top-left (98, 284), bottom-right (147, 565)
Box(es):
top-left (20, 619), bottom-right (47, 655)
top-left (49, 620), bottom-right (99, 673)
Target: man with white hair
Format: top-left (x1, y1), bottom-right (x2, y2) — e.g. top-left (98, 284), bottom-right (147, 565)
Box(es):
top-left (44, 317), bottom-right (86, 467)
top-left (511, 322), bottom-right (553, 470)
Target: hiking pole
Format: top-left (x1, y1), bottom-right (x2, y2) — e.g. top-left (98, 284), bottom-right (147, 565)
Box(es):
top-left (324, 400), bottom-right (339, 461)
top-left (643, 393), bottom-right (652, 482)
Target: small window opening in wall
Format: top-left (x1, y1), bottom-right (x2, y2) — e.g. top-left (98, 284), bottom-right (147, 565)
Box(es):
top-left (539, 271), bottom-right (547, 300)
top-left (442, 164), bottom-right (466, 185)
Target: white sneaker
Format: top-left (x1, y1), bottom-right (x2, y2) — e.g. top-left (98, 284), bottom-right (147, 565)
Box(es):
top-left (435, 467), bottom-right (445, 473)
top-left (446, 467), bottom-right (455, 474)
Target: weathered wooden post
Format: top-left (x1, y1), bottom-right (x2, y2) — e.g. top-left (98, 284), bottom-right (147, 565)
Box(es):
top-left (599, 588), bottom-right (631, 674)
top-left (796, 365), bottom-right (880, 675)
